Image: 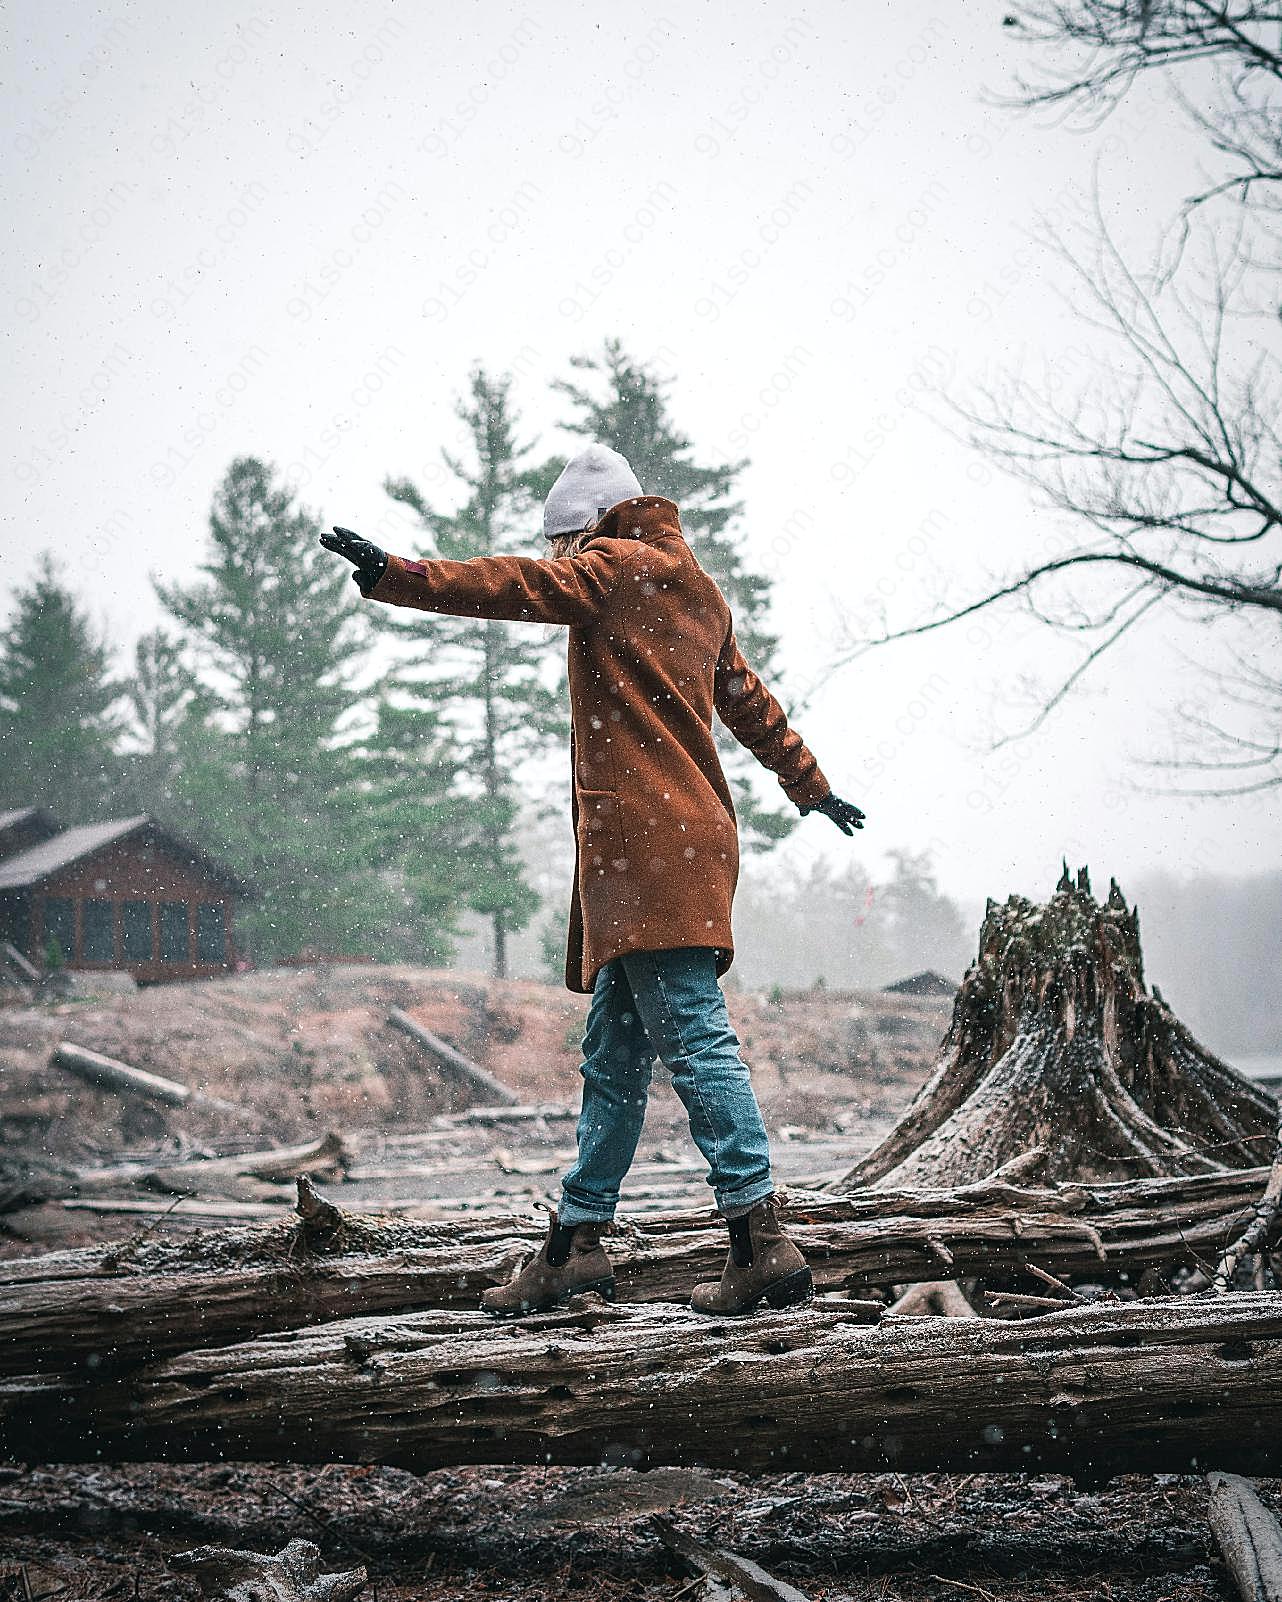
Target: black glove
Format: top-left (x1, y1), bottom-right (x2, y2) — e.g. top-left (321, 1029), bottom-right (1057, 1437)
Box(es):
top-left (319, 526), bottom-right (388, 596)
top-left (801, 793), bottom-right (866, 835)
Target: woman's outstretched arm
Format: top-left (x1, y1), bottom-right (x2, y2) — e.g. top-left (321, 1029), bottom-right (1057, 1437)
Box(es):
top-left (323, 525), bottom-right (640, 627)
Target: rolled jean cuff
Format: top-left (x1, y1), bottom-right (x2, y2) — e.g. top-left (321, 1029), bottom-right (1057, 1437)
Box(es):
top-left (718, 1175), bottom-right (776, 1219)
top-left (557, 1191), bottom-right (616, 1227)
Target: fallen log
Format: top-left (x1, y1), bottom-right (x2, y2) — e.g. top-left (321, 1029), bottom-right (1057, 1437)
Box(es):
top-left (2, 940), bottom-right (40, 983)
top-left (50, 1042), bottom-right (236, 1113)
top-left (1206, 1473), bottom-right (1282, 1602)
top-left (3, 1167), bottom-right (1275, 1378)
top-left (73, 1131), bottom-right (350, 1198)
top-left (4, 1291), bottom-right (1280, 1476)
top-left (59, 1196), bottom-right (291, 1219)
top-left (386, 1008), bottom-right (518, 1106)
top-left (436, 1103), bottom-right (574, 1125)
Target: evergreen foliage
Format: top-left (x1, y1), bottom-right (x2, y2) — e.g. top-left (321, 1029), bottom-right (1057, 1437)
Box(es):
top-left (154, 457), bottom-right (395, 960)
top-left (0, 551), bottom-right (124, 821)
top-left (114, 627), bottom-right (199, 817)
top-left (348, 689), bottom-right (472, 966)
top-left (384, 368), bottom-right (564, 976)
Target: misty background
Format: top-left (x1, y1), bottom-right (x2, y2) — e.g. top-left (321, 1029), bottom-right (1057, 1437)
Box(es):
top-left (3, 2), bottom-right (1279, 1060)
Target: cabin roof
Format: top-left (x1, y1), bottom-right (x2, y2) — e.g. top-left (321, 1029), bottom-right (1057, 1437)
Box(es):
top-left (0, 815), bottom-right (256, 898)
top-left (883, 969), bottom-right (957, 997)
top-left (0, 806), bottom-right (62, 845)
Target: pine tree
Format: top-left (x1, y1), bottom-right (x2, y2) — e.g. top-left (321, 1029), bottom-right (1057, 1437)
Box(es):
top-left (154, 457), bottom-right (386, 961)
top-left (0, 551), bottom-right (124, 820)
top-left (114, 627), bottom-right (198, 816)
top-left (349, 688), bottom-right (472, 966)
top-left (551, 339), bottom-right (794, 847)
top-left (384, 367), bottom-right (563, 977)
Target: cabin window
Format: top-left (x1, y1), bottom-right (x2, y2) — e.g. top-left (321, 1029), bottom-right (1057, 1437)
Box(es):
top-left (43, 896), bottom-right (75, 962)
top-left (196, 903), bottom-right (225, 962)
top-left (122, 900), bottom-right (153, 960)
top-left (82, 899), bottom-right (115, 962)
top-left (158, 901), bottom-right (189, 962)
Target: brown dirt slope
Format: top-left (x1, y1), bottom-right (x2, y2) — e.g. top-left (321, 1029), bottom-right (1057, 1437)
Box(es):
top-left (1, 963), bottom-right (948, 1159)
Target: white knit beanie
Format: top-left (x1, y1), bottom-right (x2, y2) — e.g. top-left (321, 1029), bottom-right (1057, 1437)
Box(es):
top-left (543, 443), bottom-right (643, 538)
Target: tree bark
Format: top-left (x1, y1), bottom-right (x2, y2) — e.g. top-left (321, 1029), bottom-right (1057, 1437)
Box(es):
top-left (1213, 1109), bottom-right (1282, 1293)
top-left (838, 869), bottom-right (1278, 1191)
top-left (4, 1291), bottom-right (1279, 1477)
top-left (1205, 1473), bottom-right (1282, 1602)
top-left (3, 1168), bottom-right (1275, 1378)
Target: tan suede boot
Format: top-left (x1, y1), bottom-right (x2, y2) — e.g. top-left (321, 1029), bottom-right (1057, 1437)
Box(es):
top-left (480, 1213), bottom-right (614, 1317)
top-left (689, 1195), bottom-right (813, 1316)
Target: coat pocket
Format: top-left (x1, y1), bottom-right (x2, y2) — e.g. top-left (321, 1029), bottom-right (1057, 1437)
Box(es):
top-left (576, 788), bottom-right (629, 877)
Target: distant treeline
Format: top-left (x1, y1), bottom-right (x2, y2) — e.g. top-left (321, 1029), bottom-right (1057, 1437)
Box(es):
top-left (454, 851), bottom-right (1281, 1058)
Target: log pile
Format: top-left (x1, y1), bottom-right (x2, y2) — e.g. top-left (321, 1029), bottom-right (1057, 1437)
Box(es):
top-left (2, 1166), bottom-right (1276, 1377)
top-left (2, 869), bottom-right (1278, 1490)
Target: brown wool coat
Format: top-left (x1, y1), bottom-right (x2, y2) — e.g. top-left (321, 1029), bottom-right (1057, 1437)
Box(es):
top-left (367, 495), bottom-right (831, 993)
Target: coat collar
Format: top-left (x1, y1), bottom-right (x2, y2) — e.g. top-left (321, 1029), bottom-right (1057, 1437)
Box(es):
top-left (587, 494), bottom-right (684, 547)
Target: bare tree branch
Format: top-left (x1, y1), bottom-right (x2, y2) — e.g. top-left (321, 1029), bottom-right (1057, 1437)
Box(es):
top-left (827, 199), bottom-right (1281, 790)
top-left (996, 2), bottom-right (1282, 212)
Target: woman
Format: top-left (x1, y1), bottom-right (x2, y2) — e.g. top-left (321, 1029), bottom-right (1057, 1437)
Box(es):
top-left (322, 443), bottom-right (865, 1316)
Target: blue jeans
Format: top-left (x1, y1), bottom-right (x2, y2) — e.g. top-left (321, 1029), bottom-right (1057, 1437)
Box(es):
top-left (558, 947), bottom-right (775, 1224)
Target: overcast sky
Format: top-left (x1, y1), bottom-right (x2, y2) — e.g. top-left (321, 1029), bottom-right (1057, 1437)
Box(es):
top-left (4, 0), bottom-right (1279, 910)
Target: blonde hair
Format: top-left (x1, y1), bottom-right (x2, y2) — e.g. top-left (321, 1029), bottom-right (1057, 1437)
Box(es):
top-left (546, 523), bottom-right (598, 560)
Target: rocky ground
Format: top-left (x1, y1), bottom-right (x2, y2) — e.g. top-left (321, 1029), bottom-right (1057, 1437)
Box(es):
top-left (1, 964), bottom-right (1275, 1600)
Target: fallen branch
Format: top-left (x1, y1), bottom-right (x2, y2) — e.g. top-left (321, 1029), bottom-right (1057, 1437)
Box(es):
top-left (651, 1515), bottom-right (811, 1602)
top-left (1206, 1472), bottom-right (1282, 1602)
top-left (4, 1168), bottom-right (1277, 1377)
top-left (4, 1291), bottom-right (1280, 1476)
top-left (438, 1103), bottom-right (574, 1125)
top-left (73, 1132), bottom-right (349, 1199)
top-left (886, 1280), bottom-right (977, 1318)
top-left (50, 1042), bottom-right (236, 1113)
top-left (1213, 1109), bottom-right (1282, 1293)
top-left (169, 1538), bottom-right (365, 1601)
top-left (386, 1008), bottom-right (518, 1106)
top-left (2, 941), bottom-right (40, 983)
top-left (56, 1196), bottom-right (290, 1220)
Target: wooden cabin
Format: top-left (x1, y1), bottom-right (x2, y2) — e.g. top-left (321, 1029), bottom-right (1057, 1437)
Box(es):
top-left (0, 809), bottom-right (256, 984)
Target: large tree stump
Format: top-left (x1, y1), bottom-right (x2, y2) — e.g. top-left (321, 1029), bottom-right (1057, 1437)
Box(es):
top-left (839, 868), bottom-right (1278, 1191)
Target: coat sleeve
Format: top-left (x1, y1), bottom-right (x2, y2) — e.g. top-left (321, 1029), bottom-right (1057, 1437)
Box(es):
top-left (364, 540), bottom-right (637, 626)
top-left (713, 628), bottom-right (832, 810)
